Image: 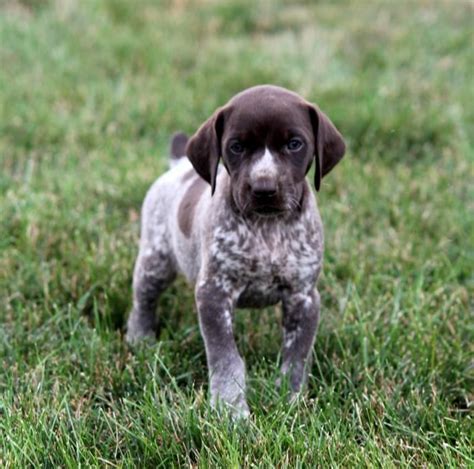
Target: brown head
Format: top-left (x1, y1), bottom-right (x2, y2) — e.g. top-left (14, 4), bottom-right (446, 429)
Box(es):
top-left (186, 85), bottom-right (346, 218)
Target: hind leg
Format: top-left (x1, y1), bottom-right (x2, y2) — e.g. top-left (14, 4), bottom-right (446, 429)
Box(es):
top-left (126, 246), bottom-right (176, 343)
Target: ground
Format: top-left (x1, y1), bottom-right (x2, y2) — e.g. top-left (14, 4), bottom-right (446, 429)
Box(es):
top-left (0, 0), bottom-right (472, 466)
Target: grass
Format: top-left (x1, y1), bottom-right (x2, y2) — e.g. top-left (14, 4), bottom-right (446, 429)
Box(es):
top-left (0, 0), bottom-right (472, 466)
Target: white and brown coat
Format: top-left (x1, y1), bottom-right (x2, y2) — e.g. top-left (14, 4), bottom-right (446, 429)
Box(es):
top-left (126, 85), bottom-right (346, 417)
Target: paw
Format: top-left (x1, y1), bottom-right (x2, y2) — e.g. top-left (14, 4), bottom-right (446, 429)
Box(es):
top-left (210, 366), bottom-right (250, 419)
top-left (277, 361), bottom-right (307, 393)
top-left (211, 391), bottom-right (250, 420)
top-left (125, 314), bottom-right (157, 344)
top-left (229, 399), bottom-right (250, 420)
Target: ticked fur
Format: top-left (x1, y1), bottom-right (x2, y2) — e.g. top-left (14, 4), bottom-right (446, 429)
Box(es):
top-left (127, 85), bottom-right (345, 418)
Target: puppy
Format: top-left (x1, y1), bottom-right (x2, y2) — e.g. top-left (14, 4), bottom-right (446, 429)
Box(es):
top-left (126, 85), bottom-right (346, 417)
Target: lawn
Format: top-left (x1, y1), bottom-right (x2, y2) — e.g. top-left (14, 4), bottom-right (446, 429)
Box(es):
top-left (0, 0), bottom-right (472, 466)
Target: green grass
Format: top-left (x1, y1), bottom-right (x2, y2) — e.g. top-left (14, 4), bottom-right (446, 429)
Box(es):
top-left (0, 0), bottom-right (473, 466)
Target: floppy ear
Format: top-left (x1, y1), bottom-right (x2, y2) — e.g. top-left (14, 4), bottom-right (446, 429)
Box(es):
top-left (186, 108), bottom-right (225, 196)
top-left (308, 105), bottom-right (346, 191)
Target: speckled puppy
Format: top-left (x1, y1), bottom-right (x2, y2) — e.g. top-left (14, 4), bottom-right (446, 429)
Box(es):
top-left (126, 85), bottom-right (346, 418)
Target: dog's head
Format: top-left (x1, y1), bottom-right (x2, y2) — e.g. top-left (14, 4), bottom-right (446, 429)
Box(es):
top-left (186, 85), bottom-right (345, 217)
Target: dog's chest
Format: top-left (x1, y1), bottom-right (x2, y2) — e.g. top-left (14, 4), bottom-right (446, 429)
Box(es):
top-left (209, 217), bottom-right (322, 307)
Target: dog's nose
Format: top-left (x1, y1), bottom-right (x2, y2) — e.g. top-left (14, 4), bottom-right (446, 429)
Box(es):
top-left (251, 179), bottom-right (277, 198)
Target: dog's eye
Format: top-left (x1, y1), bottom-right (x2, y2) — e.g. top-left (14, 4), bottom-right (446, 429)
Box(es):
top-left (287, 138), bottom-right (303, 151)
top-left (229, 141), bottom-right (245, 154)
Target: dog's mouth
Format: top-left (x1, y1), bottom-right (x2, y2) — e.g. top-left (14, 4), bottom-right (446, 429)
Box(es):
top-left (233, 189), bottom-right (290, 218)
top-left (252, 204), bottom-right (286, 217)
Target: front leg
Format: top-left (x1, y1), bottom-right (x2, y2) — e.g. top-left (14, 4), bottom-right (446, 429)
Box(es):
top-left (280, 289), bottom-right (320, 394)
top-left (195, 280), bottom-right (249, 418)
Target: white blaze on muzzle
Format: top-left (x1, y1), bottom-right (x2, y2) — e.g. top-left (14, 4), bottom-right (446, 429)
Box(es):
top-left (250, 147), bottom-right (278, 183)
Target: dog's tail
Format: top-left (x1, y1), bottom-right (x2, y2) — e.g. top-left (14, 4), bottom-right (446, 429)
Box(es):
top-left (169, 132), bottom-right (189, 168)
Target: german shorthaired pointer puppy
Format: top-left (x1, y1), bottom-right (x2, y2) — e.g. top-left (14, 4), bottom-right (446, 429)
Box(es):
top-left (126, 85), bottom-right (346, 418)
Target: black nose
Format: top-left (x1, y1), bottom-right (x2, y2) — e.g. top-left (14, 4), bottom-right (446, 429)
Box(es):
top-left (251, 180), bottom-right (277, 198)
